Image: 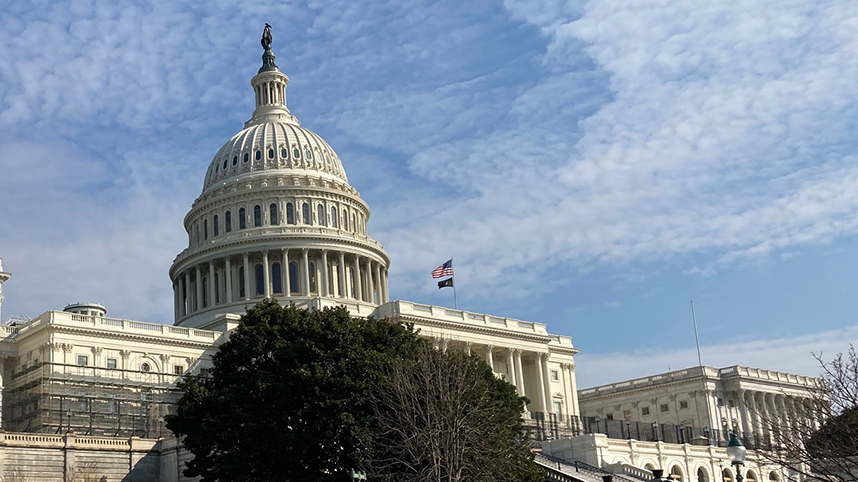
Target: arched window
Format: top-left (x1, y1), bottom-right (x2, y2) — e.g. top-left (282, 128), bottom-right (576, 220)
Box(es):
top-left (286, 203), bottom-right (295, 224)
top-left (255, 150), bottom-right (261, 160)
top-left (222, 159), bottom-right (227, 170)
top-left (644, 464), bottom-right (656, 473)
top-left (289, 262), bottom-right (299, 294)
top-left (722, 469), bottom-right (733, 482)
top-left (281, 148), bottom-right (288, 158)
top-left (670, 466), bottom-right (684, 482)
top-left (343, 212), bottom-right (349, 231)
top-left (697, 468), bottom-right (709, 482)
top-left (331, 207), bottom-right (338, 228)
top-left (243, 153), bottom-right (249, 163)
top-left (302, 203), bottom-right (310, 225)
top-left (746, 471), bottom-right (757, 482)
top-left (141, 363), bottom-right (151, 373)
top-left (202, 276), bottom-right (208, 307)
top-left (214, 273), bottom-right (220, 304)
top-left (239, 208), bottom-right (247, 229)
top-left (195, 223), bottom-right (200, 242)
top-left (254, 205), bottom-right (262, 227)
top-left (232, 156), bottom-right (238, 166)
top-left (309, 262), bottom-right (317, 293)
top-left (268, 149), bottom-right (274, 159)
top-left (272, 262), bottom-right (282, 294)
top-left (293, 148), bottom-right (301, 158)
top-left (255, 264), bottom-right (264, 296)
top-left (225, 211), bottom-right (232, 233)
top-left (769, 472), bottom-right (779, 482)
top-left (352, 214), bottom-right (356, 232)
top-left (305, 149), bottom-right (313, 160)
top-left (204, 219), bottom-right (208, 240)
top-left (317, 204), bottom-right (325, 226)
top-left (214, 163), bottom-right (219, 173)
top-left (270, 203), bottom-right (278, 225)
top-left (213, 215), bottom-right (219, 236)
top-left (238, 266), bottom-right (246, 298)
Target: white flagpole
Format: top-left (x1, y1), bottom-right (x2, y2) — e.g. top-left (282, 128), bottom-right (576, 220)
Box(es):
top-left (451, 257), bottom-right (458, 310)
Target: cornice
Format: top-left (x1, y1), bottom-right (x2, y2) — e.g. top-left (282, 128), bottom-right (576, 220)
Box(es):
top-left (393, 313), bottom-right (554, 345)
top-left (16, 323), bottom-right (218, 351)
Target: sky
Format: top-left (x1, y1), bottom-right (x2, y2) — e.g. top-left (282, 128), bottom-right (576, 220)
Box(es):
top-left (1, 0), bottom-right (857, 388)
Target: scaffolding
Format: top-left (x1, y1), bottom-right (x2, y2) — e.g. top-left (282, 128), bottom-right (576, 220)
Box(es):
top-left (4, 361), bottom-right (183, 438)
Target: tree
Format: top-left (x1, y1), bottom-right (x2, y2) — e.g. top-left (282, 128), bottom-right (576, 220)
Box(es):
top-left (366, 341), bottom-right (545, 482)
top-left (758, 345), bottom-right (858, 482)
top-left (165, 299), bottom-right (422, 482)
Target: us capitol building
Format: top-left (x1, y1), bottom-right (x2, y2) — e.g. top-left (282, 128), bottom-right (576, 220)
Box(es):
top-left (0, 29), bottom-right (821, 482)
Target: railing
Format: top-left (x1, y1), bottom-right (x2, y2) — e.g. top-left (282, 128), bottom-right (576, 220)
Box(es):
top-left (579, 416), bottom-right (776, 449)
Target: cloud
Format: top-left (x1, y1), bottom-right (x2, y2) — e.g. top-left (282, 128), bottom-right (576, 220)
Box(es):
top-left (574, 325), bottom-right (858, 388)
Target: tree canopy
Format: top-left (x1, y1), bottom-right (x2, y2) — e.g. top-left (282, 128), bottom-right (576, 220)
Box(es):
top-left (166, 300), bottom-right (542, 482)
top-left (166, 300), bottom-right (422, 482)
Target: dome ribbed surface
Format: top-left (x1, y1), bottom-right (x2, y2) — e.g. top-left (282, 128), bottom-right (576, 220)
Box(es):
top-left (203, 121), bottom-right (348, 192)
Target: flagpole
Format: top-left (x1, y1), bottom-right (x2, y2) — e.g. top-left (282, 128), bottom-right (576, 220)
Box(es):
top-left (451, 256), bottom-right (458, 310)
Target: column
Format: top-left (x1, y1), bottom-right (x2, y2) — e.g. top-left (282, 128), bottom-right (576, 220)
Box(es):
top-left (195, 266), bottom-right (203, 312)
top-left (282, 249), bottom-right (290, 298)
top-left (374, 263), bottom-right (382, 304)
top-left (262, 250), bottom-right (271, 298)
top-left (535, 353), bottom-right (548, 413)
top-left (181, 273), bottom-right (187, 316)
top-left (353, 256), bottom-right (362, 301)
top-left (514, 349), bottom-right (525, 397)
top-left (302, 248), bottom-right (310, 295)
top-left (173, 280), bottom-right (179, 320)
top-left (736, 389), bottom-right (749, 437)
top-left (208, 262), bottom-right (215, 307)
top-left (321, 250), bottom-right (329, 297)
top-left (225, 257), bottom-right (233, 303)
top-left (506, 349), bottom-right (516, 387)
top-left (485, 345), bottom-right (494, 373)
top-left (541, 354), bottom-right (552, 413)
top-left (243, 253), bottom-right (250, 301)
top-left (338, 252), bottom-right (346, 298)
top-left (367, 260), bottom-right (375, 304)
top-left (776, 395), bottom-right (788, 435)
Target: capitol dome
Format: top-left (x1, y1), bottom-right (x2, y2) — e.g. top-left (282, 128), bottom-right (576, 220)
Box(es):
top-left (169, 28), bottom-right (390, 329)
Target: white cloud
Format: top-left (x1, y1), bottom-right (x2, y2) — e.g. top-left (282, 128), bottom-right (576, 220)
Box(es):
top-left (575, 325), bottom-right (858, 388)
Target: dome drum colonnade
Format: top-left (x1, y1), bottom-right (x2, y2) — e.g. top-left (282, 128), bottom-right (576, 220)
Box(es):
top-left (169, 29), bottom-right (390, 327)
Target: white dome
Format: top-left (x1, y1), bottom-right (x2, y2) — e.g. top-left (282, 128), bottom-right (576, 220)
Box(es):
top-left (203, 121), bottom-right (349, 193)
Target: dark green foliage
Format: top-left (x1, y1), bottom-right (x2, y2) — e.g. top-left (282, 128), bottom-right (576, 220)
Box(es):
top-left (805, 406), bottom-right (858, 458)
top-left (166, 299), bottom-right (422, 482)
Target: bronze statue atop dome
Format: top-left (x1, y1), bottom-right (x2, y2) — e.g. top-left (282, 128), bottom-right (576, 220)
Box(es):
top-left (261, 23), bottom-right (272, 51)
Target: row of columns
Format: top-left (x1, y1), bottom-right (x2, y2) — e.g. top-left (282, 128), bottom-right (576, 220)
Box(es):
top-left (173, 249), bottom-right (389, 320)
top-left (716, 389), bottom-right (823, 439)
top-left (461, 343), bottom-right (577, 426)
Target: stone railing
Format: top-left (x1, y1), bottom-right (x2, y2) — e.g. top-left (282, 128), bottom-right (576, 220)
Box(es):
top-left (373, 301), bottom-right (557, 338)
top-left (9, 311), bottom-right (222, 344)
top-left (719, 365), bottom-right (818, 387)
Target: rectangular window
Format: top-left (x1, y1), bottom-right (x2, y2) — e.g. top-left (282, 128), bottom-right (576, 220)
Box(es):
top-left (642, 406), bottom-right (650, 415)
top-left (550, 370), bottom-right (559, 381)
top-left (718, 398), bottom-right (724, 407)
top-left (106, 358), bottom-right (117, 370)
top-left (77, 355), bottom-right (88, 367)
top-left (605, 413), bottom-right (614, 420)
top-left (728, 399), bottom-right (736, 408)
top-left (174, 365), bottom-right (185, 375)
top-left (623, 409), bottom-right (632, 420)
top-left (660, 403), bottom-right (669, 413)
top-left (680, 400), bottom-right (689, 409)
top-left (554, 401), bottom-right (563, 415)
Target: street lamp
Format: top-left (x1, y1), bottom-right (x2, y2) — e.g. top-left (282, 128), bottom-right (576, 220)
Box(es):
top-left (726, 432), bottom-right (746, 482)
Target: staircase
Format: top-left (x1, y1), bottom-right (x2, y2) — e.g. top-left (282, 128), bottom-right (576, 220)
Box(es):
top-left (535, 452), bottom-right (650, 482)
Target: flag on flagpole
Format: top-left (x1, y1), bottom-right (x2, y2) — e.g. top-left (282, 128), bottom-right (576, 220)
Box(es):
top-left (438, 278), bottom-right (454, 289)
top-left (431, 259), bottom-right (453, 278)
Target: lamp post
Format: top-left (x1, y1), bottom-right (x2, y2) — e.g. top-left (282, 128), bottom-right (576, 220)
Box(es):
top-left (652, 421), bottom-right (659, 441)
top-left (726, 432), bottom-right (746, 482)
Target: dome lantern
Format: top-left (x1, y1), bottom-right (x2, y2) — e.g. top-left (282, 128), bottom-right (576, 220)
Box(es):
top-left (246, 24), bottom-right (297, 129)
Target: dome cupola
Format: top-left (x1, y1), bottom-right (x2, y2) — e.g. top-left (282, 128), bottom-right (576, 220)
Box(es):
top-left (169, 25), bottom-right (390, 329)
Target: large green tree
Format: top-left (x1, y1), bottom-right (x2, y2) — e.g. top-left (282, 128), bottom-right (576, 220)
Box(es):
top-left (166, 299), bottom-right (422, 482)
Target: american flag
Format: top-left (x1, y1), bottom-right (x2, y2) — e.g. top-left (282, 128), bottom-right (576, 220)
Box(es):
top-left (431, 259), bottom-right (453, 279)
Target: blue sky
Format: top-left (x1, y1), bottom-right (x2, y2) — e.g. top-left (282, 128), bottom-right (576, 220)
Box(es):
top-left (1, 0), bottom-right (857, 387)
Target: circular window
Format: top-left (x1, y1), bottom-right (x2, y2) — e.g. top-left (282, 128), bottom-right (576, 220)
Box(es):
top-left (232, 156), bottom-right (238, 166)
top-left (222, 159), bottom-right (228, 170)
top-left (268, 149), bottom-right (274, 159)
top-left (243, 153), bottom-right (249, 163)
top-left (141, 362), bottom-right (151, 373)
top-left (305, 149), bottom-right (313, 160)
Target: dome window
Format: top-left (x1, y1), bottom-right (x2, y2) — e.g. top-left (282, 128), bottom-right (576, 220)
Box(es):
top-left (215, 164), bottom-right (219, 173)
top-left (204, 219), bottom-right (208, 240)
top-left (305, 149), bottom-right (313, 160)
top-left (141, 363), bottom-right (151, 373)
top-left (270, 203), bottom-right (278, 225)
top-left (317, 204), bottom-right (325, 226)
top-left (272, 262), bottom-right (282, 294)
top-left (254, 205), bottom-right (262, 227)
top-left (286, 203), bottom-right (295, 224)
top-left (239, 208), bottom-right (247, 229)
top-left (233, 156), bottom-right (238, 166)
top-left (213, 215), bottom-right (219, 236)
top-left (289, 262), bottom-right (299, 294)
top-left (293, 148), bottom-right (301, 159)
top-left (243, 153), bottom-right (249, 163)
top-left (255, 264), bottom-right (264, 296)
top-left (255, 150), bottom-right (261, 161)
top-left (331, 207), bottom-right (338, 228)
top-left (239, 266), bottom-right (245, 298)
top-left (268, 149), bottom-right (274, 159)
top-left (223, 159), bottom-right (228, 170)
top-left (281, 148), bottom-right (288, 158)
top-left (302, 203), bottom-right (310, 225)
top-left (225, 211), bottom-right (232, 233)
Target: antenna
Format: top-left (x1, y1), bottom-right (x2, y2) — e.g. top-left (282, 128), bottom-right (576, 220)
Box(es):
top-left (691, 299), bottom-right (703, 367)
